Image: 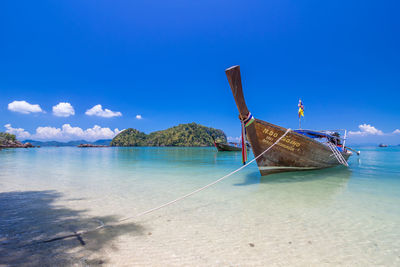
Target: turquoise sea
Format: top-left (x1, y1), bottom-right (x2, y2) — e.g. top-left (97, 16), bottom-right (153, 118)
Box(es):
top-left (1, 146), bottom-right (399, 266)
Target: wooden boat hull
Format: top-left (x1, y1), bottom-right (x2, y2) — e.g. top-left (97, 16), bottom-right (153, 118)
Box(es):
top-left (215, 142), bottom-right (250, 152)
top-left (246, 119), bottom-right (350, 176)
top-left (215, 142), bottom-right (242, 151)
top-left (225, 65), bottom-right (351, 176)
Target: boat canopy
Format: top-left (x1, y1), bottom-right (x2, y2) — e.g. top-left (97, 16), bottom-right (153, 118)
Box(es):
top-left (294, 129), bottom-right (337, 139)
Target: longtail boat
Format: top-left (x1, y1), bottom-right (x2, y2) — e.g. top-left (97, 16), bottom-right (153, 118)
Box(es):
top-left (225, 65), bottom-right (353, 176)
top-left (214, 141), bottom-right (249, 152)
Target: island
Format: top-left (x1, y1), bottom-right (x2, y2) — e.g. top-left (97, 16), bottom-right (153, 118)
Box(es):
top-left (0, 132), bottom-right (34, 148)
top-left (111, 122), bottom-right (227, 147)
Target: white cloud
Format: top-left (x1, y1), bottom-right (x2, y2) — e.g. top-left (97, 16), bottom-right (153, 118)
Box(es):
top-left (4, 124), bottom-right (31, 139)
top-left (3, 124), bottom-right (122, 141)
top-left (136, 114), bottom-right (142, 120)
top-left (8, 100), bottom-right (43, 114)
top-left (227, 136), bottom-right (241, 142)
top-left (52, 102), bottom-right (75, 117)
top-left (34, 126), bottom-right (62, 140)
top-left (348, 124), bottom-right (384, 136)
top-left (393, 129), bottom-right (400, 134)
top-left (85, 104), bottom-right (122, 118)
top-left (81, 125), bottom-right (121, 141)
top-left (33, 124), bottom-right (122, 141)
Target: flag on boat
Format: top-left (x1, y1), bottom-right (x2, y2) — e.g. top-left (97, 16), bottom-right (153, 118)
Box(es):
top-left (298, 99), bottom-right (304, 118)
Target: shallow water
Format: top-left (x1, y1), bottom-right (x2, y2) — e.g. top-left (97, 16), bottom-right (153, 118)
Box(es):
top-left (0, 146), bottom-right (399, 266)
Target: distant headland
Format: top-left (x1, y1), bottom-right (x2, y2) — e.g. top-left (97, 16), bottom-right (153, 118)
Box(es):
top-left (22, 139), bottom-right (112, 147)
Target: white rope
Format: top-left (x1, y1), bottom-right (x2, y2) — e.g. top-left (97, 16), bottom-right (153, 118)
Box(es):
top-left (119, 128), bottom-right (291, 222)
top-left (31, 128), bottom-right (292, 244)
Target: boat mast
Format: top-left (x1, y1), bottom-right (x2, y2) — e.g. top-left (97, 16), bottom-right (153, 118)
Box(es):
top-left (298, 99), bottom-right (304, 129)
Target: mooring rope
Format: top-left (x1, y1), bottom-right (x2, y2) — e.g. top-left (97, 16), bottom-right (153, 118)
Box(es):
top-left (26, 128), bottom-right (292, 246)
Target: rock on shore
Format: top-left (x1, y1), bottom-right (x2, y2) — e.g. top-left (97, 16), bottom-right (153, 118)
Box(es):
top-left (0, 140), bottom-right (34, 148)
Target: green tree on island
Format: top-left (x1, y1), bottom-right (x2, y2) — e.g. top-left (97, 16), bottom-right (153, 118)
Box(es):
top-left (0, 132), bottom-right (17, 145)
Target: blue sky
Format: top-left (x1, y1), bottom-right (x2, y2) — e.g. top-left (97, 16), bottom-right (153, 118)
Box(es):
top-left (1, 0), bottom-right (399, 144)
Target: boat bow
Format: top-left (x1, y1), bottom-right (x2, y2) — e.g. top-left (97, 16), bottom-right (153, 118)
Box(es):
top-left (225, 65), bottom-right (351, 176)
